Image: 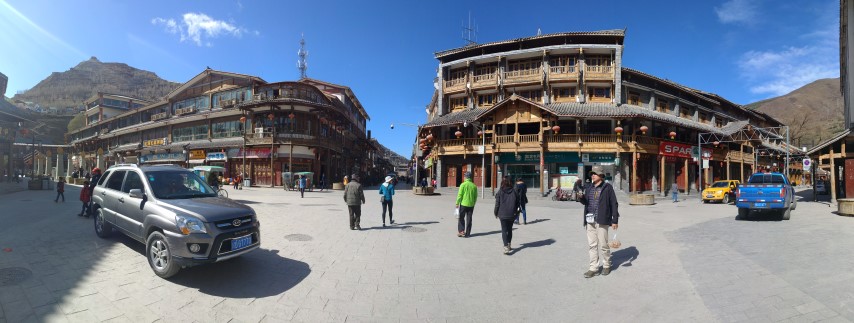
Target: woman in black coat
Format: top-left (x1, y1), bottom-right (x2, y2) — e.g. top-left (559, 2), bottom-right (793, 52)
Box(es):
top-left (495, 178), bottom-right (521, 255)
top-left (514, 178), bottom-right (529, 225)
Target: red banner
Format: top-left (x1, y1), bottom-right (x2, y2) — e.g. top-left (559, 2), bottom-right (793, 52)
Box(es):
top-left (659, 141), bottom-right (693, 158)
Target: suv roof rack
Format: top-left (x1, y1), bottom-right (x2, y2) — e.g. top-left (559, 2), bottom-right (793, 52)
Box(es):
top-left (148, 164), bottom-right (184, 168)
top-left (109, 163), bottom-right (139, 169)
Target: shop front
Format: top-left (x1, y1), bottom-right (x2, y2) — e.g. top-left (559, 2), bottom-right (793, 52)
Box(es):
top-left (658, 140), bottom-right (710, 193)
top-left (228, 148), bottom-right (274, 186)
top-left (188, 149), bottom-right (206, 166)
top-left (495, 152), bottom-right (581, 189)
top-left (206, 151), bottom-right (228, 175)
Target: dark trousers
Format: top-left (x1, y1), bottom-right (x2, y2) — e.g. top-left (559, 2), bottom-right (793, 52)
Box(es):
top-left (300, 187), bottom-right (305, 198)
top-left (500, 218), bottom-right (515, 246)
top-left (381, 199), bottom-right (393, 223)
top-left (348, 205), bottom-right (361, 229)
top-left (458, 205), bottom-right (474, 235)
top-left (54, 191), bottom-right (65, 202)
top-left (81, 202), bottom-right (90, 215)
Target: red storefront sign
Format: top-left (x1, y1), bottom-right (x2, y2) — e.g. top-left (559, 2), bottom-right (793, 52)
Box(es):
top-left (659, 141), bottom-right (712, 159)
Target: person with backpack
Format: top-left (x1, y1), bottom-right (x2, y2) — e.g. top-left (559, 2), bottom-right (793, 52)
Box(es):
top-left (79, 180), bottom-right (91, 217)
top-left (495, 178), bottom-right (521, 254)
top-left (514, 178), bottom-right (529, 225)
top-left (379, 176), bottom-right (395, 227)
top-left (54, 177), bottom-right (66, 203)
top-left (455, 171), bottom-right (478, 237)
top-left (578, 167), bottom-right (620, 278)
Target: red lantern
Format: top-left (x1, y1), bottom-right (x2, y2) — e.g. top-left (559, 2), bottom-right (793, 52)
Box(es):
top-left (713, 141), bottom-right (720, 147)
top-left (289, 112), bottom-right (295, 119)
top-left (552, 125), bottom-right (561, 134)
top-left (239, 116), bottom-right (246, 123)
top-left (426, 134), bottom-right (434, 141)
top-left (614, 126), bottom-right (623, 135)
top-left (455, 130), bottom-right (463, 138)
top-left (477, 130), bottom-right (483, 137)
top-left (640, 125), bottom-right (648, 135)
top-left (419, 138), bottom-right (426, 144)
top-left (669, 131), bottom-right (676, 139)
top-left (20, 129), bottom-right (28, 136)
top-left (267, 113), bottom-right (274, 120)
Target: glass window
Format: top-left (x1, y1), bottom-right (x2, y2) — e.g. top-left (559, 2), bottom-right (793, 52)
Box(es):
top-left (105, 171), bottom-right (127, 191)
top-left (121, 172), bottom-right (145, 193)
top-left (98, 171), bottom-right (112, 186)
top-left (146, 171), bottom-right (216, 199)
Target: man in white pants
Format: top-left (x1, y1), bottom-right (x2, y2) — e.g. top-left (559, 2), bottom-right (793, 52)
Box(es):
top-left (578, 167), bottom-right (620, 278)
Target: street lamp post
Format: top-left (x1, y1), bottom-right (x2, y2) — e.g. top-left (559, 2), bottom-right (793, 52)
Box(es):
top-left (464, 121), bottom-right (486, 199)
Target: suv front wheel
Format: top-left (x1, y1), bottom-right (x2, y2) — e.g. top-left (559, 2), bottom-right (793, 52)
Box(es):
top-left (146, 231), bottom-right (181, 278)
top-left (94, 208), bottom-right (113, 238)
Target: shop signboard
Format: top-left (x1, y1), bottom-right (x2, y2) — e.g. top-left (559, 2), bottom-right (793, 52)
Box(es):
top-left (189, 150), bottom-right (206, 160)
top-left (207, 152), bottom-right (227, 161)
top-left (582, 153), bottom-right (615, 164)
top-left (659, 141), bottom-right (711, 159)
top-left (143, 137), bottom-right (168, 147)
top-left (228, 148), bottom-right (272, 159)
top-left (139, 152), bottom-right (185, 163)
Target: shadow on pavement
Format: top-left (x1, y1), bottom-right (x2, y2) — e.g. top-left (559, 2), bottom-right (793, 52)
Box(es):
top-left (232, 199), bottom-right (261, 204)
top-left (509, 238), bottom-right (556, 255)
top-left (524, 218), bottom-right (551, 225)
top-left (399, 221), bottom-right (440, 225)
top-left (170, 248), bottom-right (310, 298)
top-left (611, 246), bottom-right (639, 270)
top-left (468, 229), bottom-right (511, 237)
top-left (734, 210), bottom-right (784, 222)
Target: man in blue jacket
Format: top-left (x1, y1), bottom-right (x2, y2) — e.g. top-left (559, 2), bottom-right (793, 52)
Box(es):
top-left (578, 167), bottom-right (620, 278)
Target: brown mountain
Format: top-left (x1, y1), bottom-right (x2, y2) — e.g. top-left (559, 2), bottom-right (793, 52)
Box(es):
top-left (12, 57), bottom-right (179, 108)
top-left (744, 78), bottom-right (843, 148)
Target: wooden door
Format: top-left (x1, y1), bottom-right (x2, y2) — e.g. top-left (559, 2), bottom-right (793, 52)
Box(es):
top-left (446, 165), bottom-right (457, 188)
top-left (845, 159), bottom-right (854, 198)
top-left (472, 164), bottom-right (483, 188)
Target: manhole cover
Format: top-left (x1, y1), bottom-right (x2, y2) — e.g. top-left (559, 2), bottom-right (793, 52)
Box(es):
top-left (0, 267), bottom-right (32, 286)
top-left (402, 227), bottom-right (427, 233)
top-left (284, 234), bottom-right (313, 241)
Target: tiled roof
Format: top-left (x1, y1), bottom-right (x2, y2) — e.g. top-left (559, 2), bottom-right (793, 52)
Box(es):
top-left (806, 128), bottom-right (851, 155)
top-left (435, 30), bottom-right (625, 58)
top-left (423, 108), bottom-right (489, 127)
top-left (108, 143), bottom-right (140, 153)
top-left (544, 102), bottom-right (729, 134)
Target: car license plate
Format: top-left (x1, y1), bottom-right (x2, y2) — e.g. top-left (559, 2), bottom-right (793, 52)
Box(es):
top-left (754, 203), bottom-right (766, 208)
top-left (230, 235), bottom-right (252, 251)
top-left (706, 195), bottom-right (714, 198)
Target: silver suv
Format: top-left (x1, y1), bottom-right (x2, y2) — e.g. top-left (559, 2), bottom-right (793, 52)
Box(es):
top-left (92, 164), bottom-right (260, 278)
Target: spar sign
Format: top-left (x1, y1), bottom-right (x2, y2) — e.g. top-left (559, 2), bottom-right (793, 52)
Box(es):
top-left (659, 141), bottom-right (711, 160)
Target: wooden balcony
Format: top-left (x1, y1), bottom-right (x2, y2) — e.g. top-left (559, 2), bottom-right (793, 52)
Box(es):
top-left (436, 134), bottom-right (675, 155)
top-left (584, 65), bottom-right (614, 80)
top-left (471, 72), bottom-right (498, 90)
top-left (444, 78), bottom-right (466, 93)
top-left (548, 66), bottom-right (579, 81)
top-left (503, 69), bottom-right (542, 85)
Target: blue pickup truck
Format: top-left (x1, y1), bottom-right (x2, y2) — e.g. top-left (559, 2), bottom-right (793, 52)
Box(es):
top-left (735, 172), bottom-right (797, 220)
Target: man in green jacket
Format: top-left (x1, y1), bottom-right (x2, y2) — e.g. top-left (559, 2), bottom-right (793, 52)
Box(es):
top-left (344, 173), bottom-right (366, 230)
top-left (456, 171), bottom-right (478, 237)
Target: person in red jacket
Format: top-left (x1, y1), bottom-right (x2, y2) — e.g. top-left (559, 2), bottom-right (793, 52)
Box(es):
top-left (79, 180), bottom-right (91, 217)
top-left (54, 177), bottom-right (66, 203)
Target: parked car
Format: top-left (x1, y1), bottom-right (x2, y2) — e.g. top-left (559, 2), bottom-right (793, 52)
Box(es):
top-left (702, 180), bottom-right (741, 204)
top-left (735, 172), bottom-right (796, 220)
top-left (92, 164), bottom-right (260, 278)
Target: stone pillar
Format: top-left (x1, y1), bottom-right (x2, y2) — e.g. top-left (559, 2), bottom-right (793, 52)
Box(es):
top-left (55, 154), bottom-right (64, 180)
top-left (36, 156), bottom-right (42, 176)
top-left (66, 155), bottom-right (73, 179)
top-left (684, 159), bottom-right (689, 195)
top-left (830, 148), bottom-right (837, 204)
top-left (436, 158), bottom-right (443, 188)
top-left (45, 154), bottom-right (52, 178)
top-left (97, 154), bottom-right (104, 170)
top-left (660, 156), bottom-right (666, 196)
top-left (613, 46), bottom-right (622, 104)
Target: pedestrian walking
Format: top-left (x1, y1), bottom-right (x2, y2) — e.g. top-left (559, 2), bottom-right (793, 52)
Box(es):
top-left (298, 175), bottom-right (307, 198)
top-left (79, 180), bottom-right (91, 217)
top-left (208, 172), bottom-right (220, 192)
top-left (578, 167), bottom-right (620, 278)
top-left (455, 171), bottom-right (478, 237)
top-left (343, 173), bottom-right (365, 230)
top-left (379, 176), bottom-right (395, 227)
top-left (233, 174), bottom-right (241, 190)
top-left (495, 178), bottom-right (521, 254)
top-left (343, 175), bottom-right (349, 186)
top-left (86, 168), bottom-right (102, 217)
top-left (319, 174), bottom-right (326, 192)
top-left (54, 177), bottom-right (66, 203)
top-left (514, 178), bottom-right (528, 225)
top-left (671, 181), bottom-right (679, 203)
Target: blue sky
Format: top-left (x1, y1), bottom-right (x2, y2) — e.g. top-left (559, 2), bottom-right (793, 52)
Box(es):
top-left (0, 0), bottom-right (839, 156)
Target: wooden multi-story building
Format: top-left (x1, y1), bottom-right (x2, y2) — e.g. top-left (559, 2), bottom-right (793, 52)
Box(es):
top-left (67, 68), bottom-right (372, 187)
top-left (419, 30), bottom-right (791, 195)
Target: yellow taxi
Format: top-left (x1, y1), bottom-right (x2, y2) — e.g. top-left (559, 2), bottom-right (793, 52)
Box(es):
top-left (702, 180), bottom-right (740, 204)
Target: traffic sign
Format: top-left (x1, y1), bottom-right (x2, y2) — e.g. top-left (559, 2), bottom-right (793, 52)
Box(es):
top-left (803, 158), bottom-right (811, 170)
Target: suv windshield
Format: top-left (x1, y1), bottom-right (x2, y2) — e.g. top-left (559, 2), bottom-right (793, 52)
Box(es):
top-left (711, 182), bottom-right (729, 188)
top-left (146, 170), bottom-right (217, 199)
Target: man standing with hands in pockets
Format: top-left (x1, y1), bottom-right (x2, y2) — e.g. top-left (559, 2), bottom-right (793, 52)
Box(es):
top-left (578, 166), bottom-right (620, 278)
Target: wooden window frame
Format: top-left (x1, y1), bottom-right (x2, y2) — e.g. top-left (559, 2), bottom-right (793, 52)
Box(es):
top-left (657, 99), bottom-right (668, 112)
top-left (588, 86), bottom-right (612, 101)
top-left (628, 91), bottom-right (640, 105)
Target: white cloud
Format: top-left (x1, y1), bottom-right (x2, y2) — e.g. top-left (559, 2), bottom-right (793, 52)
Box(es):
top-left (715, 0), bottom-right (758, 24)
top-left (737, 26), bottom-right (838, 96)
top-left (152, 12), bottom-right (257, 47)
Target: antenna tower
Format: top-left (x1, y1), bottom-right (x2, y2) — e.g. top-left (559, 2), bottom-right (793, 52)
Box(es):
top-left (297, 34), bottom-right (308, 79)
top-left (461, 12), bottom-right (478, 45)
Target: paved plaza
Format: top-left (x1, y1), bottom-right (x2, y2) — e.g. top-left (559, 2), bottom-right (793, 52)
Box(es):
top-left (0, 181), bottom-right (853, 322)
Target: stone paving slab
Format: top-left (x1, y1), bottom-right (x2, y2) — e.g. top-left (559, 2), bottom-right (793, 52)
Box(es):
top-left (0, 184), bottom-right (852, 322)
